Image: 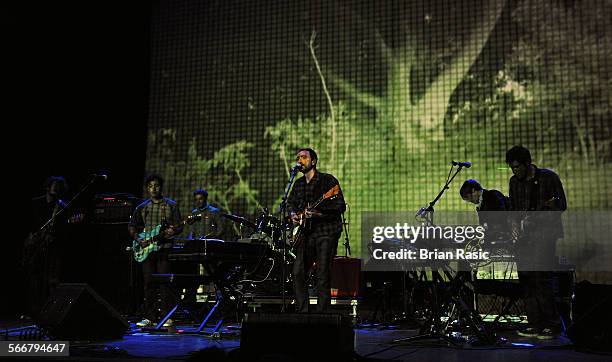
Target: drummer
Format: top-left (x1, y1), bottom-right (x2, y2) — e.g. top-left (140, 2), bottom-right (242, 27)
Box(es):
top-left (186, 189), bottom-right (224, 240)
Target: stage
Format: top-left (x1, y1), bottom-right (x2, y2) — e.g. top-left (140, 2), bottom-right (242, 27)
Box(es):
top-left (2, 317), bottom-right (607, 361)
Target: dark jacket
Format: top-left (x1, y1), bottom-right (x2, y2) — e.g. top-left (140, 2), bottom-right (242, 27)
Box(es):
top-left (509, 166), bottom-right (567, 240)
top-left (478, 189), bottom-right (510, 242)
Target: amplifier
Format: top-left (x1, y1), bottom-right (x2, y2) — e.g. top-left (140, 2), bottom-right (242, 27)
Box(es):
top-left (91, 193), bottom-right (139, 224)
top-left (331, 257), bottom-right (361, 298)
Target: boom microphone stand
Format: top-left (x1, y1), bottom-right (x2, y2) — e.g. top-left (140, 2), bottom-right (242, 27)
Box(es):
top-left (394, 162), bottom-right (496, 346)
top-left (30, 174), bottom-right (102, 258)
top-left (414, 162), bottom-right (468, 226)
top-left (278, 165), bottom-right (300, 312)
top-left (37, 174), bottom-right (101, 234)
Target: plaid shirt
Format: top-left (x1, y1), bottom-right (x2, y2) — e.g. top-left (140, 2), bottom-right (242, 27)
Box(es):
top-left (288, 170), bottom-right (346, 237)
top-left (129, 197), bottom-right (182, 247)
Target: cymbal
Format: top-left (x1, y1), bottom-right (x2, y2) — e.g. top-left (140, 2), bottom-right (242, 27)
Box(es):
top-left (221, 213), bottom-right (257, 229)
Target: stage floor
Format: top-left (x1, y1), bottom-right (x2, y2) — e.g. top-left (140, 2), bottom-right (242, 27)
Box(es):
top-left (1, 318), bottom-right (608, 361)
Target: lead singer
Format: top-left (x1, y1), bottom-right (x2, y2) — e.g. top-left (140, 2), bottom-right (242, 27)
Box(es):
top-left (288, 148), bottom-right (346, 313)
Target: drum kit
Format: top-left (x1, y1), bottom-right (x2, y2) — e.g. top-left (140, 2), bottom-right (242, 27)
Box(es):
top-left (220, 210), bottom-right (295, 299)
top-left (222, 210), bottom-right (289, 250)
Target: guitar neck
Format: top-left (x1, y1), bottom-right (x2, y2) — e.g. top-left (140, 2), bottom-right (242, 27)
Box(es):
top-left (310, 196), bottom-right (327, 210)
top-left (300, 188), bottom-right (339, 214)
top-left (156, 212), bottom-right (201, 236)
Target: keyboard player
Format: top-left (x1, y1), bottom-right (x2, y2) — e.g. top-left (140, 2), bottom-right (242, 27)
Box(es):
top-left (178, 189), bottom-right (224, 307)
top-left (460, 179), bottom-right (509, 242)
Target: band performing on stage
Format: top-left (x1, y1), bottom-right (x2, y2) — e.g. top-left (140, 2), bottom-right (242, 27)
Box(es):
top-left (20, 144), bottom-right (578, 346)
top-left (10, 0), bottom-right (612, 359)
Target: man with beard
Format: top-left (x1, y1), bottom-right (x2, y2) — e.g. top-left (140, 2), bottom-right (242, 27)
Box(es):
top-left (288, 148), bottom-right (346, 313)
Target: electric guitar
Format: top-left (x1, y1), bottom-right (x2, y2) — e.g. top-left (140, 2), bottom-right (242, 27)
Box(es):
top-left (513, 196), bottom-right (560, 243)
top-left (290, 185), bottom-right (341, 249)
top-left (22, 202), bottom-right (84, 268)
top-left (131, 212), bottom-right (202, 262)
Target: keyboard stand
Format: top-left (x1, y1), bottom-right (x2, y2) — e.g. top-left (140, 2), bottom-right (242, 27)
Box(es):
top-left (196, 289), bottom-right (225, 336)
top-left (149, 273), bottom-right (211, 332)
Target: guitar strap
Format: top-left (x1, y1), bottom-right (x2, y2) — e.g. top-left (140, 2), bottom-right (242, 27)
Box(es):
top-left (48, 202), bottom-right (60, 231)
top-left (141, 199), bottom-right (167, 233)
top-left (141, 202), bottom-right (150, 232)
top-left (313, 173), bottom-right (323, 209)
top-left (161, 201), bottom-right (168, 224)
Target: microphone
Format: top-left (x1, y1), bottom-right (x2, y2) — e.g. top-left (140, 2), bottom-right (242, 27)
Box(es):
top-left (415, 207), bottom-right (430, 218)
top-left (291, 163), bottom-right (302, 173)
top-left (91, 173), bottom-right (109, 181)
top-left (451, 161), bottom-right (472, 168)
top-left (415, 207), bottom-right (426, 218)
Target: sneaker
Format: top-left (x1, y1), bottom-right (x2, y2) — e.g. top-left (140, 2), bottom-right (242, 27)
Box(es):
top-left (136, 319), bottom-right (151, 328)
top-left (516, 327), bottom-right (539, 337)
top-left (162, 318), bottom-right (173, 328)
top-left (536, 328), bottom-right (556, 340)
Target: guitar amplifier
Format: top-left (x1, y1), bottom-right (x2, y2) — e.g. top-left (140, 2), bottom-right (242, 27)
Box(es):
top-left (331, 257), bottom-right (361, 298)
top-left (91, 193), bottom-right (139, 224)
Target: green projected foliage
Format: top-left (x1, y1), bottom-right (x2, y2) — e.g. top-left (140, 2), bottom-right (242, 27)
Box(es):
top-left (146, 0), bottom-right (612, 264)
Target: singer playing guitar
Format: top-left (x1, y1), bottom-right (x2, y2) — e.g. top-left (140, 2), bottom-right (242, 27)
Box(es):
top-left (288, 148), bottom-right (346, 313)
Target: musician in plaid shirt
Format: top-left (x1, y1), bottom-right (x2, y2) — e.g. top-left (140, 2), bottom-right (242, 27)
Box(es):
top-left (288, 148), bottom-right (346, 313)
top-left (128, 173), bottom-right (182, 327)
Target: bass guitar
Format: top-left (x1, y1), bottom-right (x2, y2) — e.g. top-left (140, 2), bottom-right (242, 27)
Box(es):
top-left (131, 212), bottom-right (202, 262)
top-left (290, 184), bottom-right (341, 249)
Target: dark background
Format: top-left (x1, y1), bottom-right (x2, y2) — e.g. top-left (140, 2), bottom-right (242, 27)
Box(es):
top-left (3, 1), bottom-right (150, 318)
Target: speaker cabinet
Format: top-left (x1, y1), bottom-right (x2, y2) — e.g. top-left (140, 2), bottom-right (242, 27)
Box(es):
top-left (567, 281), bottom-right (612, 351)
top-left (331, 257), bottom-right (361, 298)
top-left (240, 313), bottom-right (354, 360)
top-left (37, 283), bottom-right (128, 340)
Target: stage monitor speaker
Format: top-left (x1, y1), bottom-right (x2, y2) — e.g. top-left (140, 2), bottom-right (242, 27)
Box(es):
top-left (37, 283), bottom-right (128, 340)
top-left (240, 313), bottom-right (354, 360)
top-left (566, 281), bottom-right (612, 351)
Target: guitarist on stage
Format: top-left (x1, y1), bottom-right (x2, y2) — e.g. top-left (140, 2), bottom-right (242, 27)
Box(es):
top-left (23, 176), bottom-right (70, 318)
top-left (288, 148), bottom-right (346, 313)
top-left (506, 146), bottom-right (567, 340)
top-left (128, 173), bottom-right (183, 327)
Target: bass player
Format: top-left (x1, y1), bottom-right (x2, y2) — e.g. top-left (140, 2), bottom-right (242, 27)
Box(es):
top-left (128, 173), bottom-right (183, 328)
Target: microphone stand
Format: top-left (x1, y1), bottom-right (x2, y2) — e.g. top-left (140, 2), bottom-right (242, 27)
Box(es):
top-left (278, 168), bottom-right (299, 312)
top-left (341, 210), bottom-right (350, 257)
top-left (397, 163), bottom-right (495, 346)
top-left (36, 175), bottom-right (98, 235)
top-left (415, 164), bottom-right (467, 227)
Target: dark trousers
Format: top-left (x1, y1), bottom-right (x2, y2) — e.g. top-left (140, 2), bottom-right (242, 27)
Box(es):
top-left (25, 246), bottom-right (62, 317)
top-left (518, 271), bottom-right (560, 329)
top-left (292, 233), bottom-right (338, 313)
top-left (516, 236), bottom-right (560, 329)
top-left (142, 249), bottom-right (172, 321)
